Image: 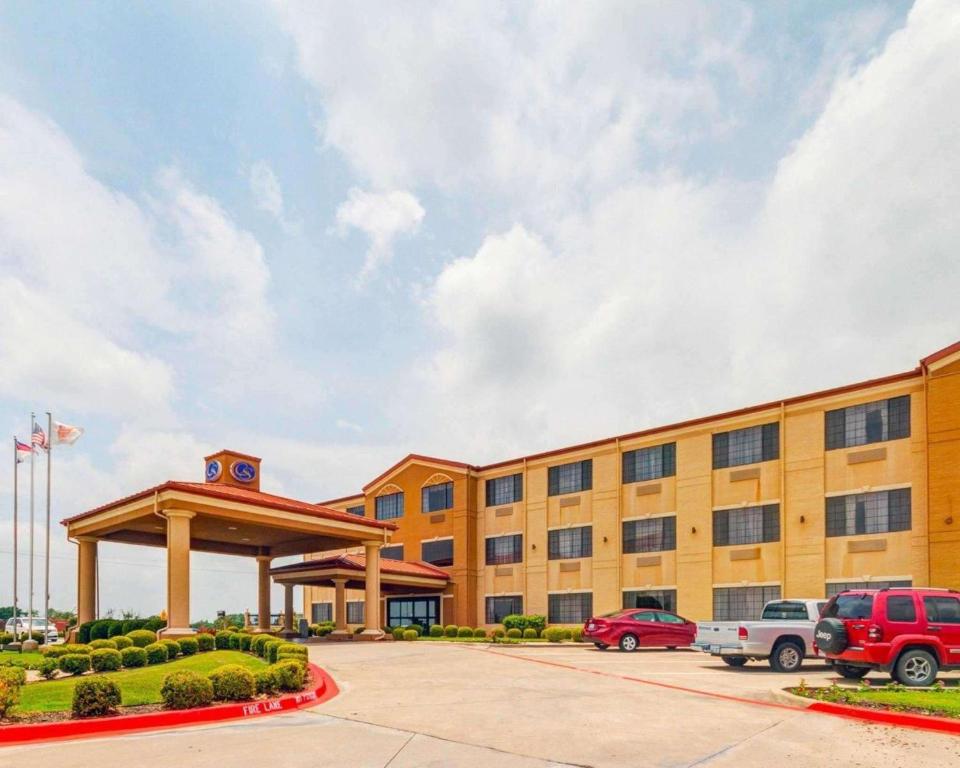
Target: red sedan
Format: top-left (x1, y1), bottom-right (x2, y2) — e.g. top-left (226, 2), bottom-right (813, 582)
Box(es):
top-left (583, 609), bottom-right (696, 652)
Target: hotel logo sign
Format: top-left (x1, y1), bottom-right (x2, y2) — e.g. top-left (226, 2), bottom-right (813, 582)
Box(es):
top-left (230, 460), bottom-right (257, 484)
top-left (205, 460), bottom-right (223, 482)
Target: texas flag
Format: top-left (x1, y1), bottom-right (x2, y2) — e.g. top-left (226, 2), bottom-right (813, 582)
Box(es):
top-left (53, 421), bottom-right (84, 445)
top-left (15, 438), bottom-right (32, 463)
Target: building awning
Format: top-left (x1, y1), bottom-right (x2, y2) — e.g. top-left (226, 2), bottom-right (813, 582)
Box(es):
top-left (271, 553), bottom-right (450, 594)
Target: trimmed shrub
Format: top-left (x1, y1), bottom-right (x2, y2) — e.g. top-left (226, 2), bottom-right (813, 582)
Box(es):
top-left (251, 635), bottom-right (271, 656)
top-left (160, 670), bottom-right (213, 710)
top-left (177, 637), bottom-right (199, 656)
top-left (265, 640), bottom-right (286, 664)
top-left (502, 614), bottom-right (547, 634)
top-left (0, 667), bottom-right (27, 686)
top-left (429, 624), bottom-right (444, 638)
top-left (143, 617), bottom-right (166, 633)
top-left (491, 628), bottom-right (505, 639)
top-left (0, 631), bottom-right (13, 645)
top-left (107, 621), bottom-right (125, 638)
top-left (208, 664), bottom-right (256, 701)
top-left (121, 619), bottom-right (146, 635)
top-left (278, 643), bottom-right (307, 657)
top-left (402, 629), bottom-right (418, 641)
top-left (543, 628), bottom-right (564, 643)
top-left (126, 629), bottom-right (158, 648)
top-left (144, 643), bottom-right (168, 665)
top-left (271, 660), bottom-right (306, 692)
top-left (238, 634), bottom-right (253, 651)
top-left (37, 657), bottom-right (59, 679)
top-left (227, 633), bottom-right (242, 650)
top-left (120, 646), bottom-right (148, 668)
top-left (78, 621), bottom-right (96, 644)
top-left (113, 635), bottom-right (133, 650)
top-left (391, 627), bottom-right (405, 641)
top-left (161, 639), bottom-right (181, 658)
top-left (89, 620), bottom-right (111, 641)
top-left (90, 648), bottom-right (123, 673)
top-left (0, 668), bottom-right (23, 718)
top-left (42, 644), bottom-right (92, 659)
top-left (58, 653), bottom-right (91, 675)
top-left (315, 625), bottom-right (333, 637)
top-left (561, 628), bottom-right (573, 640)
top-left (196, 633), bottom-right (215, 652)
top-left (457, 626), bottom-right (474, 638)
top-left (522, 628), bottom-right (538, 639)
top-left (473, 627), bottom-right (487, 638)
top-left (407, 624), bottom-right (424, 637)
top-left (570, 627), bottom-right (584, 643)
top-left (444, 625), bottom-right (459, 638)
top-left (277, 652), bottom-right (308, 667)
top-left (255, 668), bottom-right (280, 696)
top-left (506, 628), bottom-right (522, 639)
top-left (71, 678), bottom-right (121, 718)
top-left (89, 639), bottom-right (118, 650)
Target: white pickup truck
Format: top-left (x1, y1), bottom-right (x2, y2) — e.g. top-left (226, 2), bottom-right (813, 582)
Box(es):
top-left (693, 599), bottom-right (827, 673)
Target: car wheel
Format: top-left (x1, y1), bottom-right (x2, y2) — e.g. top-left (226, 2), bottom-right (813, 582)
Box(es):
top-left (722, 656), bottom-right (748, 667)
top-left (836, 664), bottom-right (870, 680)
top-left (895, 649), bottom-right (938, 687)
top-left (770, 641), bottom-right (804, 673)
top-left (594, 643), bottom-right (608, 650)
top-left (618, 634), bottom-right (639, 652)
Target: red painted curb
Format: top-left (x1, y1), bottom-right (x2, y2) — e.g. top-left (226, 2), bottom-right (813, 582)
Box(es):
top-left (807, 700), bottom-right (960, 735)
top-left (0, 663), bottom-right (338, 746)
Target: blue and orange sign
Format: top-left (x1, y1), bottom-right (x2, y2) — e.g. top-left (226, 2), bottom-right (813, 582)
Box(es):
top-left (230, 460), bottom-right (257, 484)
top-left (205, 460), bottom-right (223, 482)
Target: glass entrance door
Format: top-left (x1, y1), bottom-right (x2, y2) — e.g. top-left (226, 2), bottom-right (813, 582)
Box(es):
top-left (387, 596), bottom-right (440, 628)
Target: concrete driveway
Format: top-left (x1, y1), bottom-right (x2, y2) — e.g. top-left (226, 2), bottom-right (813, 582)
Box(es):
top-left (5, 642), bottom-right (960, 767)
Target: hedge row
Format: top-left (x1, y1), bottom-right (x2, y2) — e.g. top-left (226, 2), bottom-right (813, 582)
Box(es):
top-left (77, 617), bottom-right (166, 644)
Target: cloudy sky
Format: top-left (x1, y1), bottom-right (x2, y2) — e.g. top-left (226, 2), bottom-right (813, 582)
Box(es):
top-left (1, 0), bottom-right (957, 621)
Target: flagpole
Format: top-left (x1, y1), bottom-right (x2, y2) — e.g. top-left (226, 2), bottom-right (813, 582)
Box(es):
top-left (44, 412), bottom-right (52, 644)
top-left (12, 438), bottom-right (19, 640)
top-left (28, 413), bottom-right (35, 642)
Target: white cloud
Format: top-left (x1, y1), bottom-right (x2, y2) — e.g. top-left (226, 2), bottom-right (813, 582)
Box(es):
top-left (249, 160), bottom-right (285, 219)
top-left (335, 187), bottom-right (425, 280)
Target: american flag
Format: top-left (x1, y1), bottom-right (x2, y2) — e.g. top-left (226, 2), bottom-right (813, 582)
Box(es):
top-left (32, 422), bottom-right (48, 451)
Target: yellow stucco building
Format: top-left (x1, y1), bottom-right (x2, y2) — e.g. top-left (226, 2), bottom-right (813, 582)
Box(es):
top-left (307, 341), bottom-right (960, 629)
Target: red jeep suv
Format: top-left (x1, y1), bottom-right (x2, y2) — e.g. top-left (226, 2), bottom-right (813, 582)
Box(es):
top-left (815, 587), bottom-right (960, 686)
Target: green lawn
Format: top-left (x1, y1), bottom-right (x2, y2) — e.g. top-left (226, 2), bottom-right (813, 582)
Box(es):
top-left (0, 650), bottom-right (45, 669)
top-left (796, 686), bottom-right (960, 719)
top-left (15, 650), bottom-right (266, 713)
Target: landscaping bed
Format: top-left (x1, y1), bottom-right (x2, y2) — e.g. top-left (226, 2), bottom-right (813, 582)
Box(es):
top-left (791, 681), bottom-right (960, 720)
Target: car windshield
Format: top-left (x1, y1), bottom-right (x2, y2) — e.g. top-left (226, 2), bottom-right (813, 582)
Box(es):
top-left (824, 593), bottom-right (874, 619)
top-left (760, 602), bottom-right (809, 620)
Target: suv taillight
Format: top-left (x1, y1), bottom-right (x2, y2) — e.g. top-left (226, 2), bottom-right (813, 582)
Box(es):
top-left (738, 626), bottom-right (748, 640)
top-left (867, 625), bottom-right (882, 642)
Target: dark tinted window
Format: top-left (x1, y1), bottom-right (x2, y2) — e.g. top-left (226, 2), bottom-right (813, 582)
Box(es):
top-left (311, 603), bottom-right (332, 623)
top-left (712, 423), bottom-right (779, 469)
top-left (486, 534), bottom-right (523, 565)
top-left (886, 595), bottom-right (916, 622)
top-left (825, 395), bottom-right (910, 450)
top-left (713, 586), bottom-right (781, 621)
top-left (826, 594), bottom-right (874, 619)
top-left (548, 592), bottom-right (593, 623)
top-left (548, 526), bottom-right (592, 559)
top-left (421, 538), bottom-right (453, 566)
top-left (548, 460), bottom-right (593, 496)
top-left (713, 504), bottom-right (780, 546)
top-left (657, 612), bottom-right (685, 624)
top-left (825, 489), bottom-right (911, 537)
top-left (376, 492), bottom-right (404, 520)
top-left (422, 482), bottom-right (453, 513)
top-left (485, 595), bottom-right (523, 623)
top-left (380, 544), bottom-right (403, 560)
top-left (346, 504), bottom-right (365, 516)
top-left (622, 443), bottom-right (676, 483)
top-left (486, 474), bottom-right (523, 506)
top-left (632, 612), bottom-right (658, 622)
top-left (924, 596), bottom-right (960, 624)
top-left (346, 601), bottom-right (364, 624)
top-left (623, 517), bottom-right (676, 553)
top-left (623, 590), bottom-right (674, 612)
top-left (761, 601), bottom-right (809, 620)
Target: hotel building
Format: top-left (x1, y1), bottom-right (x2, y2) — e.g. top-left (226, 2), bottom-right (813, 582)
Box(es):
top-left (303, 341), bottom-right (960, 630)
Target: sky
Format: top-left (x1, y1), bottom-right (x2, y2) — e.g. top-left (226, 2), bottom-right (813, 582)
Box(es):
top-left (0, 0), bottom-right (957, 621)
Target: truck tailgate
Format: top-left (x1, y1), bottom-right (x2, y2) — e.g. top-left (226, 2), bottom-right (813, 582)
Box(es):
top-left (694, 622), bottom-right (741, 648)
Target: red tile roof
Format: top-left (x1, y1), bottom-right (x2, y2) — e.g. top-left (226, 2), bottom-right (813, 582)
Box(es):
top-left (270, 553), bottom-right (450, 580)
top-left (61, 481), bottom-right (397, 531)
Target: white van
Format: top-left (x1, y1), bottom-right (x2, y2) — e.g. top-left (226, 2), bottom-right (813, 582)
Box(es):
top-left (4, 617), bottom-right (61, 644)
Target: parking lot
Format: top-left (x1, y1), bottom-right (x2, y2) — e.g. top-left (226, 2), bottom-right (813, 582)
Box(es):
top-left (5, 642), bottom-right (960, 767)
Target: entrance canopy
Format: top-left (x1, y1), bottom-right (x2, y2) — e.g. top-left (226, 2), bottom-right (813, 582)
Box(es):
top-left (61, 449), bottom-right (397, 638)
top-left (270, 553), bottom-right (450, 594)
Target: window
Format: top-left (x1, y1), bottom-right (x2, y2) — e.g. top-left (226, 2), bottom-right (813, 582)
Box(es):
top-left (387, 597), bottom-right (439, 629)
top-left (485, 595), bottom-right (523, 623)
top-left (548, 592), bottom-right (593, 623)
top-left (486, 474), bottom-right (523, 506)
top-left (886, 596), bottom-right (916, 623)
top-left (826, 580), bottom-right (912, 597)
top-left (376, 492), bottom-right (404, 520)
top-left (622, 443), bottom-right (676, 483)
top-left (924, 596), bottom-right (960, 624)
top-left (713, 504), bottom-right (780, 546)
top-left (422, 481), bottom-right (453, 513)
top-left (486, 534), bottom-right (523, 565)
top-left (825, 395), bottom-right (910, 450)
top-left (347, 601), bottom-right (364, 624)
top-left (380, 544), bottom-right (404, 560)
top-left (761, 601), bottom-right (809, 620)
top-left (622, 517), bottom-right (676, 554)
top-left (548, 460), bottom-right (592, 496)
top-left (421, 538), bottom-right (454, 567)
top-left (548, 526), bottom-right (592, 559)
top-left (657, 612), bottom-right (685, 624)
top-left (632, 611), bottom-right (658, 622)
top-left (712, 423), bottom-right (779, 469)
top-left (623, 589), bottom-right (676, 613)
top-left (825, 593), bottom-right (874, 619)
top-left (311, 602), bottom-right (332, 623)
top-left (825, 489), bottom-right (911, 537)
top-left (346, 504), bottom-right (365, 517)
top-left (712, 586), bottom-right (781, 621)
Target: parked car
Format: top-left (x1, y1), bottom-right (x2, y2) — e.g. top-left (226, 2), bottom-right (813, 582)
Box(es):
top-left (583, 609), bottom-right (696, 651)
top-left (815, 587), bottom-right (960, 686)
top-left (3, 617), bottom-right (61, 645)
top-left (693, 599), bottom-right (827, 672)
